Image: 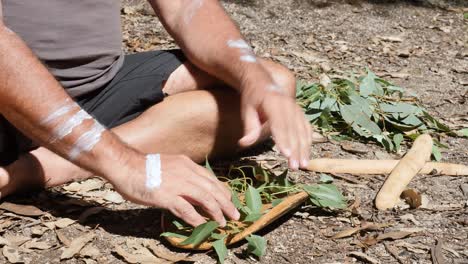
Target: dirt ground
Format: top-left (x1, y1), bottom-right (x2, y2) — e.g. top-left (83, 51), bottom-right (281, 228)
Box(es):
top-left (0, 0), bottom-right (467, 263)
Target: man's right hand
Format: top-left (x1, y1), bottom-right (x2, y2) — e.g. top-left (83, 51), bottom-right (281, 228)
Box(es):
top-left (108, 153), bottom-right (240, 227)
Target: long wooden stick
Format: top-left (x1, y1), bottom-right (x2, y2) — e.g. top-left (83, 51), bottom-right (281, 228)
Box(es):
top-left (307, 159), bottom-right (468, 176)
top-left (163, 191), bottom-right (309, 250)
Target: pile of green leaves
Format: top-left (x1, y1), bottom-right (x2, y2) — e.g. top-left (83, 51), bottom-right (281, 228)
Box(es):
top-left (296, 69), bottom-right (464, 160)
top-left (161, 162), bottom-right (346, 263)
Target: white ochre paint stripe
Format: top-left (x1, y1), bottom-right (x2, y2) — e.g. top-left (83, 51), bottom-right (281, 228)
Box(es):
top-left (69, 121), bottom-right (106, 160)
top-left (146, 154), bottom-right (162, 189)
top-left (50, 109), bottom-right (92, 142)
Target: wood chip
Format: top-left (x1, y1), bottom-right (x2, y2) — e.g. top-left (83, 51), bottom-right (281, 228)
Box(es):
top-left (3, 246), bottom-right (25, 263)
top-left (349, 251), bottom-right (381, 264)
top-left (431, 239), bottom-right (445, 264)
top-left (0, 202), bottom-right (45, 217)
top-left (60, 232), bottom-right (95, 260)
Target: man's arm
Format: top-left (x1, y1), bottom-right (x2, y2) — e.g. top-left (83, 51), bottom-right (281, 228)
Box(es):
top-left (0, 8), bottom-right (237, 226)
top-left (149, 0), bottom-right (312, 169)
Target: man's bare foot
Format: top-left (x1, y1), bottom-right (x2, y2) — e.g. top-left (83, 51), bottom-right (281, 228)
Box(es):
top-left (0, 151), bottom-right (92, 199)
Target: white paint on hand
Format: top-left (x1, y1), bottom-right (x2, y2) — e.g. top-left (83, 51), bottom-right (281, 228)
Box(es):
top-left (146, 154), bottom-right (162, 189)
top-left (267, 84), bottom-right (283, 93)
top-left (240, 55), bottom-right (257, 63)
top-left (184, 0), bottom-right (204, 25)
top-left (69, 121), bottom-right (106, 160)
top-left (51, 109), bottom-right (92, 142)
top-left (41, 100), bottom-right (76, 125)
top-left (227, 39), bottom-right (251, 50)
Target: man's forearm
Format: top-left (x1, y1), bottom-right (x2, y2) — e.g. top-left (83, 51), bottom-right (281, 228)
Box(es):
top-left (0, 25), bottom-right (139, 179)
top-left (150, 0), bottom-right (278, 97)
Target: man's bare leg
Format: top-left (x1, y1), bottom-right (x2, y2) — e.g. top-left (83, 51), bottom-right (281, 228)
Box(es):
top-left (0, 59), bottom-right (295, 198)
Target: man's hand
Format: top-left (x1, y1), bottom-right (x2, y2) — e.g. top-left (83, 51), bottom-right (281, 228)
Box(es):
top-left (109, 153), bottom-right (240, 227)
top-left (238, 71), bottom-right (312, 170)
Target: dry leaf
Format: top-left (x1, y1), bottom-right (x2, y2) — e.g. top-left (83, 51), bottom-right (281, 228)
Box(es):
top-left (0, 219), bottom-right (14, 232)
top-left (102, 191), bottom-right (125, 204)
top-left (3, 246), bottom-right (25, 263)
top-left (56, 229), bottom-right (71, 247)
top-left (53, 218), bottom-right (76, 229)
top-left (113, 245), bottom-right (165, 264)
top-left (82, 259), bottom-right (97, 264)
top-left (376, 230), bottom-right (418, 241)
top-left (377, 35), bottom-right (404, 42)
top-left (431, 239), bottom-right (445, 264)
top-left (80, 244), bottom-right (100, 259)
top-left (63, 179), bottom-right (104, 193)
top-left (349, 251), bottom-right (381, 264)
top-left (31, 225), bottom-right (49, 236)
top-left (4, 234), bottom-right (31, 247)
top-left (340, 142), bottom-right (367, 154)
top-left (401, 189), bottom-right (422, 209)
top-left (60, 232), bottom-right (95, 260)
top-left (0, 236), bottom-right (11, 246)
top-left (144, 240), bottom-right (190, 262)
top-left (23, 239), bottom-right (53, 250)
top-left (331, 222), bottom-right (390, 239)
top-left (0, 202), bottom-right (45, 217)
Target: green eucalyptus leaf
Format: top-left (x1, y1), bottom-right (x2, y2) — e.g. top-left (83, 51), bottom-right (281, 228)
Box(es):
top-left (246, 235), bottom-right (267, 258)
top-left (393, 133), bottom-right (404, 151)
top-left (231, 189), bottom-right (243, 210)
top-left (211, 232), bottom-right (226, 240)
top-left (213, 237), bottom-right (228, 264)
top-left (319, 174), bottom-right (334, 183)
top-left (303, 184), bottom-right (347, 209)
top-left (205, 157), bottom-right (214, 173)
top-left (245, 185), bottom-right (262, 214)
top-left (172, 220), bottom-right (185, 230)
top-left (244, 213), bottom-right (263, 222)
top-left (180, 221), bottom-right (219, 246)
top-left (457, 128), bottom-right (468, 137)
top-left (160, 232), bottom-right (189, 240)
top-left (271, 199), bottom-right (284, 207)
top-left (432, 145), bottom-right (442, 161)
top-left (360, 70), bottom-right (377, 97)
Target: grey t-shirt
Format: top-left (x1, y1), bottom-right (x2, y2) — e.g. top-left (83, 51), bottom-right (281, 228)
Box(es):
top-left (2, 0), bottom-right (124, 97)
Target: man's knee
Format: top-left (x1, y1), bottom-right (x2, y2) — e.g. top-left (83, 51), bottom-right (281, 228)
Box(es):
top-left (260, 60), bottom-right (296, 98)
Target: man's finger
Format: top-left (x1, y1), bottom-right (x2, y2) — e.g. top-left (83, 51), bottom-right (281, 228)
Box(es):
top-left (187, 168), bottom-right (240, 221)
top-left (239, 104), bottom-right (262, 147)
top-left (170, 197), bottom-right (206, 227)
top-left (180, 185), bottom-right (226, 227)
top-left (297, 108), bottom-right (310, 168)
top-left (192, 163), bottom-right (231, 201)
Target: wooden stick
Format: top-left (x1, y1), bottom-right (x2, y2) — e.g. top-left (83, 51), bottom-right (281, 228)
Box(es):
top-left (307, 159), bottom-right (468, 176)
top-left (375, 134), bottom-right (433, 210)
top-left (163, 191), bottom-right (309, 250)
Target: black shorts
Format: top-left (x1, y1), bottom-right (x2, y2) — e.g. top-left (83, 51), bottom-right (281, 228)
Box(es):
top-left (0, 50), bottom-right (186, 166)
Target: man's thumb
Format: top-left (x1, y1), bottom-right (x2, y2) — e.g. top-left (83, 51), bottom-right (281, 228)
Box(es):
top-left (238, 106), bottom-right (262, 147)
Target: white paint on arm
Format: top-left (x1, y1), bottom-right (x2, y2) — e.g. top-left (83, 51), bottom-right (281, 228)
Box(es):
top-left (69, 120), bottom-right (106, 160)
top-left (40, 100), bottom-right (77, 125)
top-left (146, 154), bottom-right (162, 189)
top-left (184, 0), bottom-right (204, 25)
top-left (227, 39), bottom-right (257, 64)
top-left (50, 109), bottom-right (93, 142)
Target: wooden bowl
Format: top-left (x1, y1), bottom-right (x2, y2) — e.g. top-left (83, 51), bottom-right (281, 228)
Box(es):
top-left (162, 191), bottom-right (309, 250)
